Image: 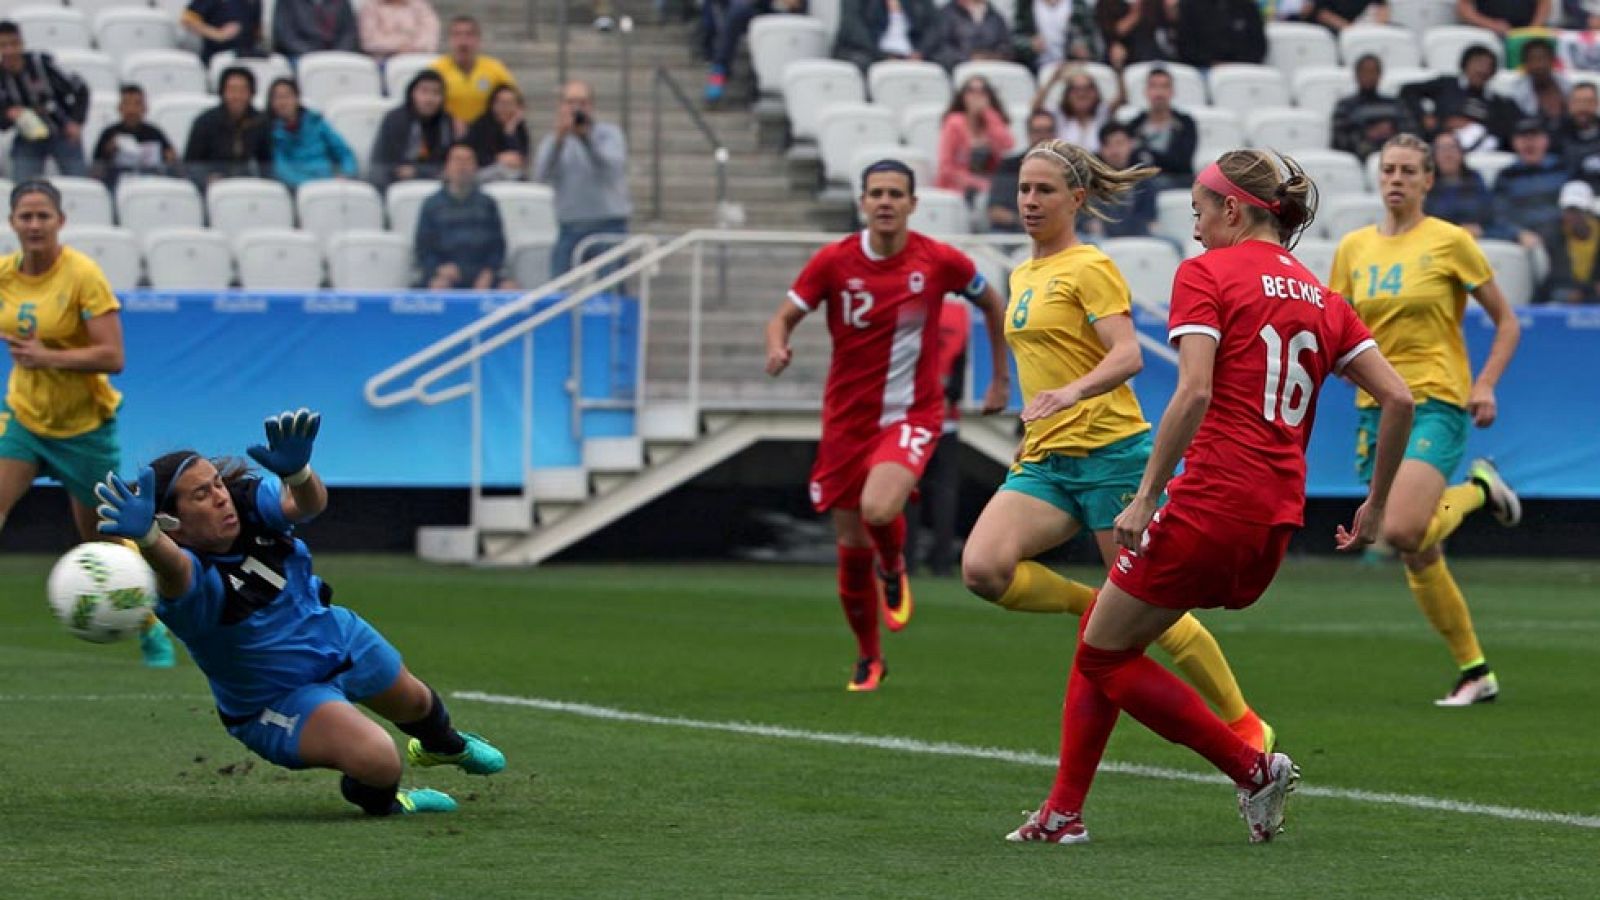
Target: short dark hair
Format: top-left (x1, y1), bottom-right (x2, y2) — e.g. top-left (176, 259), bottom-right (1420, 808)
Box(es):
top-left (1523, 37), bottom-right (1556, 58)
top-left (1098, 121), bottom-right (1133, 144)
top-left (1574, 82), bottom-right (1599, 99)
top-left (1460, 45), bottom-right (1497, 71)
top-left (445, 140), bottom-right (478, 162)
top-left (860, 159), bottom-right (916, 196)
top-left (449, 14), bottom-right (479, 29)
top-left (218, 65), bottom-right (256, 95)
top-left (1146, 67), bottom-right (1173, 85)
top-left (11, 178), bottom-right (62, 214)
top-left (0, 21), bottom-right (19, 38)
top-left (120, 83), bottom-right (145, 98)
top-left (1354, 53), bottom-right (1382, 72)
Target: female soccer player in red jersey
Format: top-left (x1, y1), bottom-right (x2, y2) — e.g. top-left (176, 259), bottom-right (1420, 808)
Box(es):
top-left (765, 160), bottom-right (1010, 692)
top-left (1007, 150), bottom-right (1416, 845)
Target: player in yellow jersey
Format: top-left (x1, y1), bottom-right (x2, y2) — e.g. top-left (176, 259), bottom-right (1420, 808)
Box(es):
top-left (0, 179), bottom-right (174, 667)
top-left (960, 140), bottom-right (1273, 751)
top-left (1330, 134), bottom-right (1522, 706)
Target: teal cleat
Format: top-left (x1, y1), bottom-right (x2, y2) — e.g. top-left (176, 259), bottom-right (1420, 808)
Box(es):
top-left (407, 731), bottom-right (506, 775)
top-left (139, 620), bottom-right (176, 668)
top-left (396, 788), bottom-right (457, 814)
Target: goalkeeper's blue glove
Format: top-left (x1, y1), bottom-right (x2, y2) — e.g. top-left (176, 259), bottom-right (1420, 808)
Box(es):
top-left (95, 467), bottom-right (162, 547)
top-left (247, 408), bottom-right (321, 484)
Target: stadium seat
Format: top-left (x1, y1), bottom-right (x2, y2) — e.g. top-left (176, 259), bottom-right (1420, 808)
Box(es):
top-left (1476, 239), bottom-right (1535, 306)
top-left (1293, 236), bottom-right (1338, 282)
top-left (1208, 64), bottom-right (1292, 117)
top-left (0, 229), bottom-right (15, 257)
top-left (295, 178), bottom-right (384, 243)
top-left (1006, 102), bottom-right (1031, 147)
top-left (383, 51), bottom-right (437, 98)
top-left (816, 103), bottom-right (900, 184)
top-left (53, 176), bottom-right (113, 226)
top-left (1187, 106), bottom-right (1246, 155)
top-left (1100, 237), bottom-right (1181, 311)
top-left (748, 14), bottom-right (829, 97)
top-left (1465, 150), bottom-right (1517, 188)
top-left (1123, 61), bottom-right (1207, 110)
top-left (1422, 25), bottom-right (1502, 69)
top-left (385, 179), bottom-right (439, 240)
top-left (147, 92), bottom-right (212, 152)
top-left (482, 181), bottom-right (558, 240)
top-left (847, 144), bottom-right (935, 191)
top-left (1339, 24), bottom-right (1422, 69)
top-left (508, 237), bottom-right (554, 289)
top-left (809, 0), bottom-right (843, 42)
top-left (116, 176), bottom-right (204, 232)
top-left (206, 50), bottom-right (293, 97)
top-left (121, 49), bottom-right (207, 97)
top-left (71, 0), bottom-right (149, 21)
top-left (327, 230), bottom-right (412, 289)
top-left (62, 225), bottom-right (141, 291)
top-left (234, 228), bottom-right (324, 289)
top-left (950, 60), bottom-right (1036, 111)
top-left (53, 48), bottom-right (118, 97)
top-left (1295, 149), bottom-right (1368, 196)
top-left (296, 51), bottom-right (383, 111)
top-left (899, 103), bottom-right (944, 161)
top-left (1155, 188), bottom-right (1195, 247)
top-left (93, 7), bottom-right (179, 63)
top-left (1245, 107), bottom-right (1330, 151)
top-left (143, 227), bottom-right (233, 289)
top-left (1319, 193), bottom-right (1385, 238)
top-left (1037, 61), bottom-right (1121, 113)
top-left (1390, 0), bottom-right (1459, 33)
top-left (81, 96), bottom-right (118, 155)
top-left (205, 177), bottom-right (294, 241)
top-left (906, 186), bottom-right (968, 235)
top-left (1380, 66), bottom-right (1440, 97)
top-left (12, 5), bottom-right (91, 50)
top-left (782, 59), bottom-right (865, 142)
top-left (1292, 66), bottom-right (1356, 120)
top-left (324, 95), bottom-right (396, 174)
top-left (1265, 22), bottom-right (1340, 77)
top-left (867, 60), bottom-right (951, 122)
top-left (988, 0), bottom-right (1018, 25)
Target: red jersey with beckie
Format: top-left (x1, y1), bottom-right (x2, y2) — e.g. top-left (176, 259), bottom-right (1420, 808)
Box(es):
top-left (1165, 239), bottom-right (1376, 527)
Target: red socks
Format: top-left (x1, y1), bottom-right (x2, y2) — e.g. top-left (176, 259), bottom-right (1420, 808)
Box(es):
top-left (837, 544), bottom-right (880, 660)
top-left (1047, 650), bottom-right (1122, 815)
top-left (865, 515), bottom-right (906, 574)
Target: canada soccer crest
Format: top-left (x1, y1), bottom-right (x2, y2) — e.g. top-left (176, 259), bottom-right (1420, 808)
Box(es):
top-left (908, 271), bottom-right (925, 294)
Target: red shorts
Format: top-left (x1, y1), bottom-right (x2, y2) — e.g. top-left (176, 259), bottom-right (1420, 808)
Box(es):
top-left (1107, 501), bottom-right (1296, 611)
top-left (809, 419), bottom-right (938, 512)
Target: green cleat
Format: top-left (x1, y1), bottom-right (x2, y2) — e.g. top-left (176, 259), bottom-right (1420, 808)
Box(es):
top-left (406, 731), bottom-right (506, 775)
top-left (396, 788), bottom-right (457, 814)
top-left (139, 620), bottom-right (176, 668)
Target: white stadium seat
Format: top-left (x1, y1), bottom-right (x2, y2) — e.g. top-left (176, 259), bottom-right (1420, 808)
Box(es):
top-left (205, 177), bottom-right (294, 241)
top-left (509, 237), bottom-right (555, 289)
top-left (324, 95), bottom-right (396, 174)
top-left (906, 187), bottom-right (968, 235)
top-left (234, 228), bottom-right (324, 290)
top-left (12, 5), bottom-right (91, 50)
top-left (1208, 64), bottom-right (1293, 117)
top-left (73, 0), bottom-right (150, 20)
top-left (53, 48), bottom-right (118, 97)
top-left (1319, 193), bottom-right (1385, 239)
top-left (1391, 0), bottom-right (1460, 34)
top-left (81, 96), bottom-right (118, 156)
top-left (0, 230), bottom-right (15, 257)
top-left (1292, 237), bottom-right (1338, 282)
top-left (1466, 150), bottom-right (1517, 187)
top-left (1265, 22), bottom-right (1340, 77)
top-left (1423, 25), bottom-right (1503, 69)
top-left (899, 103), bottom-right (944, 161)
top-left (1100, 237), bottom-right (1181, 312)
top-left (1295, 149), bottom-right (1368, 196)
top-left (1156, 188), bottom-right (1195, 247)
top-left (296, 51), bottom-right (382, 111)
top-left (295, 178), bottom-right (385, 243)
top-left (207, 50), bottom-right (293, 96)
top-left (386, 179), bottom-right (439, 240)
top-left (116, 176), bottom-right (204, 232)
top-left (867, 60), bottom-right (951, 122)
top-left (1293, 66), bottom-right (1356, 120)
top-left (482, 181), bottom-right (558, 240)
top-left (383, 52), bottom-right (437, 98)
top-left (147, 92), bottom-right (213, 152)
top-left (121, 49), bottom-right (207, 97)
top-left (1246, 107), bottom-right (1331, 151)
top-left (748, 14), bottom-right (829, 97)
top-left (1380, 66), bottom-right (1440, 97)
top-left (143, 227), bottom-right (233, 289)
top-left (53, 176), bottom-right (114, 226)
top-left (1477, 239), bottom-right (1536, 306)
top-left (847, 144), bottom-right (935, 194)
top-left (1038, 61), bottom-right (1121, 113)
top-left (1124, 61), bottom-right (1207, 110)
top-left (816, 103), bottom-right (899, 184)
top-left (808, 0), bottom-right (842, 42)
top-left (62, 225), bottom-right (140, 291)
top-left (93, 7), bottom-right (179, 63)
top-left (782, 59), bottom-right (865, 142)
top-left (1339, 24), bottom-right (1422, 69)
top-left (327, 230), bottom-right (412, 289)
top-left (1187, 106), bottom-right (1246, 155)
top-left (950, 60), bottom-right (1036, 112)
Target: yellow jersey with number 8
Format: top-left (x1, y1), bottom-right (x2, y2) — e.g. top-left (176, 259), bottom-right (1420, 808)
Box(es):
top-left (1329, 217), bottom-right (1492, 409)
top-left (0, 247), bottom-right (122, 438)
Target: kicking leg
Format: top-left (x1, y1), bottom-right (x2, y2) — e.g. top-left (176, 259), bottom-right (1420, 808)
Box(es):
top-left (363, 668), bottom-right (505, 774)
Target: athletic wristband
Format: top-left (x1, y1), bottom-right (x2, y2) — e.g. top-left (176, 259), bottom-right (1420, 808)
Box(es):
top-left (136, 523), bottom-right (163, 549)
top-left (284, 466), bottom-right (314, 487)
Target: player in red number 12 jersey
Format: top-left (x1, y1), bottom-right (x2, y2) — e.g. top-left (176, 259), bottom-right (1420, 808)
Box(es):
top-left (765, 160), bottom-right (1010, 692)
top-left (1007, 150), bottom-right (1416, 846)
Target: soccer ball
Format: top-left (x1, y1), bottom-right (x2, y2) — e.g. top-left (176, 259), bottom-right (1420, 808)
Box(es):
top-left (47, 542), bottom-right (159, 644)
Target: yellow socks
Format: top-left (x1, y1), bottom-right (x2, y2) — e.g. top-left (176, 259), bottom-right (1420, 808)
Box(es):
top-left (1153, 613), bottom-right (1250, 723)
top-left (1419, 483), bottom-right (1486, 553)
top-left (995, 561), bottom-right (1096, 615)
top-left (1407, 556), bottom-right (1484, 667)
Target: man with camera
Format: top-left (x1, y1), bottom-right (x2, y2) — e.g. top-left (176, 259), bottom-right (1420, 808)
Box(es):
top-left (533, 80), bottom-right (632, 277)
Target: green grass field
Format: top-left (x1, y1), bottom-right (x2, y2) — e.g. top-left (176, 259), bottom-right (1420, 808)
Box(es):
top-left (2, 555), bottom-right (1597, 898)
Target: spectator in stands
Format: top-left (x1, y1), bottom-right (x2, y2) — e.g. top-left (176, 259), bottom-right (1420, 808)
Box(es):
top-left (1332, 54), bottom-right (1418, 162)
top-left (182, 0), bottom-right (266, 64)
top-left (1426, 130), bottom-right (1509, 239)
top-left (266, 77), bottom-right (358, 190)
top-left (184, 66), bottom-right (273, 184)
top-left (358, 0), bottom-right (441, 63)
top-left (534, 80), bottom-right (632, 277)
top-left (1035, 65), bottom-right (1113, 152)
top-left (1561, 0), bottom-right (1600, 27)
top-left (1559, 83), bottom-right (1600, 191)
top-left (1309, 0), bottom-right (1388, 31)
top-left (1125, 67), bottom-right (1195, 186)
top-left (93, 84), bottom-right (179, 189)
top-left (833, 0), bottom-right (939, 73)
top-left (1082, 121), bottom-right (1158, 239)
top-left (1174, 0), bottom-right (1265, 68)
top-left (703, 0), bottom-right (806, 103)
top-left (1095, 0), bottom-right (1177, 71)
top-left (937, 77), bottom-right (1014, 209)
top-left (371, 69), bottom-right (453, 190)
top-left (1456, 0), bottom-right (1549, 35)
top-left (1402, 46), bottom-right (1520, 151)
top-left (466, 85), bottom-right (531, 182)
top-left (273, 0), bottom-right (359, 60)
top-left (434, 16), bottom-right (518, 130)
top-left (1494, 117), bottom-right (1568, 259)
top-left (0, 21), bottom-right (89, 181)
top-left (1547, 179), bottom-right (1600, 303)
top-left (1504, 38), bottom-right (1570, 135)
top-left (987, 108), bottom-right (1057, 232)
top-left (922, 0), bottom-right (1014, 71)
top-left (1012, 0), bottom-right (1103, 70)
top-left (416, 141), bottom-right (516, 290)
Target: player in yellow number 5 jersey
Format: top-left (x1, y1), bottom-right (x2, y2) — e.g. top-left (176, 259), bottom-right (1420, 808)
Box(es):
top-left (0, 179), bottom-right (175, 667)
top-left (1330, 135), bottom-right (1522, 706)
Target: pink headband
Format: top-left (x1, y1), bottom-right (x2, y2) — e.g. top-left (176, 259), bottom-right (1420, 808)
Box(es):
top-left (1198, 163), bottom-right (1280, 215)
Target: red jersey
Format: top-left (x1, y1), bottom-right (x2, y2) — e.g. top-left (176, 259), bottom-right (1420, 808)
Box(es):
top-left (788, 231), bottom-right (985, 444)
top-left (935, 300), bottom-right (971, 432)
top-left (1165, 240), bottom-right (1375, 527)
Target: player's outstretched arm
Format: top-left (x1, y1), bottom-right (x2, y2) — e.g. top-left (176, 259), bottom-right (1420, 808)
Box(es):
top-left (1020, 313), bottom-right (1142, 422)
top-left (94, 468), bottom-right (193, 599)
top-left (972, 281), bottom-right (1012, 413)
top-left (1337, 348), bottom-right (1415, 550)
top-left (1113, 333), bottom-right (1215, 550)
top-left (1466, 279), bottom-right (1520, 428)
top-left (247, 409), bottom-right (328, 522)
top-left (764, 301), bottom-right (806, 377)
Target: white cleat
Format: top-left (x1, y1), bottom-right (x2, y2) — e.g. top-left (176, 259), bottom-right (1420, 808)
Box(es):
top-left (1435, 671), bottom-right (1499, 707)
top-left (1238, 752), bottom-right (1300, 844)
top-left (1468, 458), bottom-right (1521, 527)
top-left (1005, 808), bottom-right (1090, 844)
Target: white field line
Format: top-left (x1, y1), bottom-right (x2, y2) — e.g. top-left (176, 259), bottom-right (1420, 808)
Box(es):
top-left (453, 690), bottom-right (1600, 831)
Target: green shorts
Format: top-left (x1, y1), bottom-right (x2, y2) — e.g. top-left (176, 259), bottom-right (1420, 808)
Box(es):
top-left (1000, 431), bottom-right (1151, 532)
top-left (0, 404), bottom-right (121, 507)
top-left (1356, 400), bottom-right (1468, 483)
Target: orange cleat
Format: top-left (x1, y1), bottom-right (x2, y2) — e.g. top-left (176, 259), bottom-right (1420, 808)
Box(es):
top-left (1227, 709), bottom-right (1277, 754)
top-left (846, 656), bottom-right (887, 692)
top-left (877, 564), bottom-right (914, 632)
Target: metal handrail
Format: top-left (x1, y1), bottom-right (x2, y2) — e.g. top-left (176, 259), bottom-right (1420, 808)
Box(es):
top-left (650, 67), bottom-right (729, 223)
